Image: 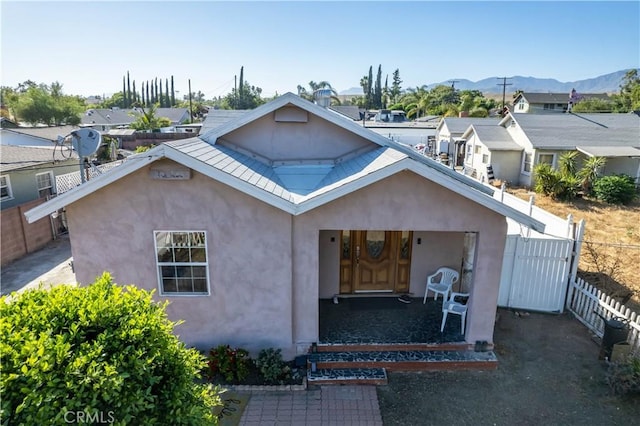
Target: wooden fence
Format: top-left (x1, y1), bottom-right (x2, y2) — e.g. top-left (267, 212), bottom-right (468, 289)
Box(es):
top-left (567, 277), bottom-right (640, 355)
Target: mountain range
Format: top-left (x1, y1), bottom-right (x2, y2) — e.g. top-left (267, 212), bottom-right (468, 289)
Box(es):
top-left (339, 69), bottom-right (636, 96)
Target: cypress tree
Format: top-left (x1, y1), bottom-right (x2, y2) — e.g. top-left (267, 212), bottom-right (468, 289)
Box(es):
top-left (238, 66), bottom-right (244, 109)
top-left (171, 76), bottom-right (175, 106)
top-left (165, 79), bottom-right (169, 108)
top-left (374, 65), bottom-right (382, 109)
top-left (127, 71), bottom-right (132, 108)
top-left (367, 66), bottom-right (373, 109)
top-left (159, 82), bottom-right (164, 108)
top-left (146, 81), bottom-right (150, 106)
top-left (122, 76), bottom-right (126, 108)
top-left (154, 78), bottom-right (158, 104)
top-left (141, 81), bottom-right (145, 106)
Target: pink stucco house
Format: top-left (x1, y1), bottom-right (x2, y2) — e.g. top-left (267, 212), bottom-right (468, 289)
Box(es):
top-left (26, 93), bottom-right (544, 358)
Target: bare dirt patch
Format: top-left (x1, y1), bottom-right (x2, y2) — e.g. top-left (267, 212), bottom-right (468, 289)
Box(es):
top-left (506, 188), bottom-right (640, 311)
top-left (377, 309), bottom-right (640, 425)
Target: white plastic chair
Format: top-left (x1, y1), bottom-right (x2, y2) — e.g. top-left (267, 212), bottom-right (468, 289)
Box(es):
top-left (440, 292), bottom-right (470, 334)
top-left (423, 267), bottom-right (459, 303)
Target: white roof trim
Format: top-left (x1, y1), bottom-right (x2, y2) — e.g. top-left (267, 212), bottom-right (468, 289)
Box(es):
top-left (24, 149), bottom-right (162, 223)
top-left (25, 141), bottom-right (545, 232)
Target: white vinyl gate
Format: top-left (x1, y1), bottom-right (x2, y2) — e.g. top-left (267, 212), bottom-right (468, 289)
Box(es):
top-left (498, 235), bottom-right (574, 312)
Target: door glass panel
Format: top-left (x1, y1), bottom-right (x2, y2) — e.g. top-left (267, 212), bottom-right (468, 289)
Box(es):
top-left (400, 231), bottom-right (410, 259)
top-left (341, 231), bottom-right (350, 259)
top-left (366, 231), bottom-right (385, 259)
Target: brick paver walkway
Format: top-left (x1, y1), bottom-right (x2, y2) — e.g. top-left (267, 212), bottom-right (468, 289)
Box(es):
top-left (239, 385), bottom-right (383, 426)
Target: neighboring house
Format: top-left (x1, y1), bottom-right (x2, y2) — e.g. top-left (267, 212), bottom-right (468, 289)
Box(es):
top-left (26, 93), bottom-right (544, 358)
top-left (80, 107), bottom-right (190, 131)
top-left (0, 144), bottom-right (79, 210)
top-left (0, 117), bottom-right (19, 129)
top-left (461, 112), bottom-right (640, 187)
top-left (512, 92), bottom-right (611, 114)
top-left (0, 125), bottom-right (79, 148)
top-left (460, 125), bottom-right (523, 184)
top-left (328, 105), bottom-right (362, 121)
top-left (434, 117), bottom-right (499, 165)
top-left (199, 110), bottom-right (250, 135)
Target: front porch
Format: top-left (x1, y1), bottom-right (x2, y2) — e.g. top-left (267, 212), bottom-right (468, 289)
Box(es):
top-left (319, 296), bottom-right (466, 345)
top-left (310, 296), bottom-right (497, 385)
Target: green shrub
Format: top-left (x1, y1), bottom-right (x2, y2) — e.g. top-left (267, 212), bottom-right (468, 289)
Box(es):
top-left (533, 163), bottom-right (580, 200)
top-left (206, 345), bottom-right (251, 384)
top-left (606, 355), bottom-right (640, 396)
top-left (256, 348), bottom-right (291, 384)
top-left (0, 273), bottom-right (221, 425)
top-left (593, 175), bottom-right (637, 205)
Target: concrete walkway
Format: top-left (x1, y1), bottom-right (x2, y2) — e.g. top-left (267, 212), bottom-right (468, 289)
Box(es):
top-left (1, 234), bottom-right (75, 296)
top-left (239, 385), bottom-right (383, 426)
top-left (0, 237), bottom-right (384, 425)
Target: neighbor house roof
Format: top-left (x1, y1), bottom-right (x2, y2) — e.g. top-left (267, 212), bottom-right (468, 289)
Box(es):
top-left (329, 105), bottom-right (361, 121)
top-left (577, 146), bottom-right (640, 158)
top-left (463, 125), bottom-right (523, 151)
top-left (25, 93), bottom-right (545, 232)
top-left (504, 113), bottom-right (640, 150)
top-left (437, 117), bottom-right (499, 135)
top-left (80, 107), bottom-right (189, 126)
top-left (1, 145), bottom-right (78, 173)
top-left (1, 125), bottom-right (79, 143)
top-left (514, 92), bottom-right (611, 104)
top-left (199, 110), bottom-right (250, 135)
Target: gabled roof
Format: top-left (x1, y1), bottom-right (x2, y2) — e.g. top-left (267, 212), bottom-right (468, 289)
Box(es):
top-left (462, 125), bottom-right (523, 151)
top-left (514, 92), bottom-right (611, 104)
top-left (1, 125), bottom-right (79, 142)
top-left (200, 110), bottom-right (250, 135)
top-left (1, 145), bottom-right (78, 173)
top-left (436, 117), bottom-right (498, 135)
top-left (80, 108), bottom-right (189, 126)
top-left (329, 105), bottom-right (361, 121)
top-left (502, 112), bottom-right (640, 150)
top-left (25, 93), bottom-right (546, 232)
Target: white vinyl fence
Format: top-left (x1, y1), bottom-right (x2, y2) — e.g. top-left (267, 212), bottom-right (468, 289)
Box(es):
top-left (567, 277), bottom-right (640, 355)
top-left (494, 185), bottom-right (585, 313)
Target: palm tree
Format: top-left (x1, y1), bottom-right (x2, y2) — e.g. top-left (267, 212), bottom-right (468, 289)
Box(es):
top-left (297, 81), bottom-right (340, 105)
top-left (578, 156), bottom-right (607, 195)
top-left (400, 85), bottom-right (430, 119)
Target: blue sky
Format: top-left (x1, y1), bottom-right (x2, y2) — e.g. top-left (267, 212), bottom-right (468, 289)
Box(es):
top-left (1, 1), bottom-right (639, 99)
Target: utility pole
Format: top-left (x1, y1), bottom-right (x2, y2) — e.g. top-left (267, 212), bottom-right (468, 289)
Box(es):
top-left (448, 80), bottom-right (460, 90)
top-left (497, 77), bottom-right (513, 116)
top-left (188, 79), bottom-right (193, 123)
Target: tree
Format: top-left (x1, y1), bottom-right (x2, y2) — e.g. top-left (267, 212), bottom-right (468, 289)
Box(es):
top-left (12, 83), bottom-right (83, 126)
top-left (296, 81), bottom-right (340, 105)
top-left (171, 76), bottom-right (175, 107)
top-left (165, 79), bottom-right (169, 108)
top-left (613, 69), bottom-right (640, 112)
top-left (571, 98), bottom-right (614, 112)
top-left (383, 75), bottom-right (389, 109)
top-left (0, 273), bottom-right (222, 424)
top-left (390, 69), bottom-right (402, 104)
top-left (374, 65), bottom-right (382, 109)
top-left (126, 71), bottom-right (132, 108)
top-left (129, 103), bottom-right (171, 130)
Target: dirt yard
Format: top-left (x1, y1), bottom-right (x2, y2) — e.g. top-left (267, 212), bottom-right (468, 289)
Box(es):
top-left (506, 188), bottom-right (640, 311)
top-left (377, 308), bottom-right (639, 425)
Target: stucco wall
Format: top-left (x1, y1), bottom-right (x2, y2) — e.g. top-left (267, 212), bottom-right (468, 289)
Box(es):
top-left (491, 151), bottom-right (523, 185)
top-left (293, 170), bottom-right (508, 347)
top-left (66, 159), bottom-right (294, 355)
top-left (220, 109), bottom-right (374, 161)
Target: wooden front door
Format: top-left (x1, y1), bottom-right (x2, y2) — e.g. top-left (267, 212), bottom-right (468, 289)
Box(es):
top-left (339, 230), bottom-right (412, 293)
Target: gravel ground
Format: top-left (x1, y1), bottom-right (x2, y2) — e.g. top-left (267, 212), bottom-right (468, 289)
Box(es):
top-left (377, 309), bottom-right (639, 425)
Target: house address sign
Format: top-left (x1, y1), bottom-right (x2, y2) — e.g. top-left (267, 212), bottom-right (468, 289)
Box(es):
top-left (150, 168), bottom-right (191, 180)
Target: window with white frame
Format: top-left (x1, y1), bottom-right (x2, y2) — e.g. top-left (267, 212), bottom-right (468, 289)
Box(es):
top-left (522, 152), bottom-right (533, 174)
top-left (1, 175), bottom-right (13, 200)
top-left (36, 171), bottom-right (54, 198)
top-left (474, 145), bottom-right (481, 154)
top-left (155, 231), bottom-right (209, 295)
top-left (482, 154), bottom-right (489, 164)
top-left (538, 153), bottom-right (555, 167)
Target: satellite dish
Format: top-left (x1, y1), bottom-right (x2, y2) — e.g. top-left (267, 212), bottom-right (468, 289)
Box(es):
top-left (71, 128), bottom-right (102, 157)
